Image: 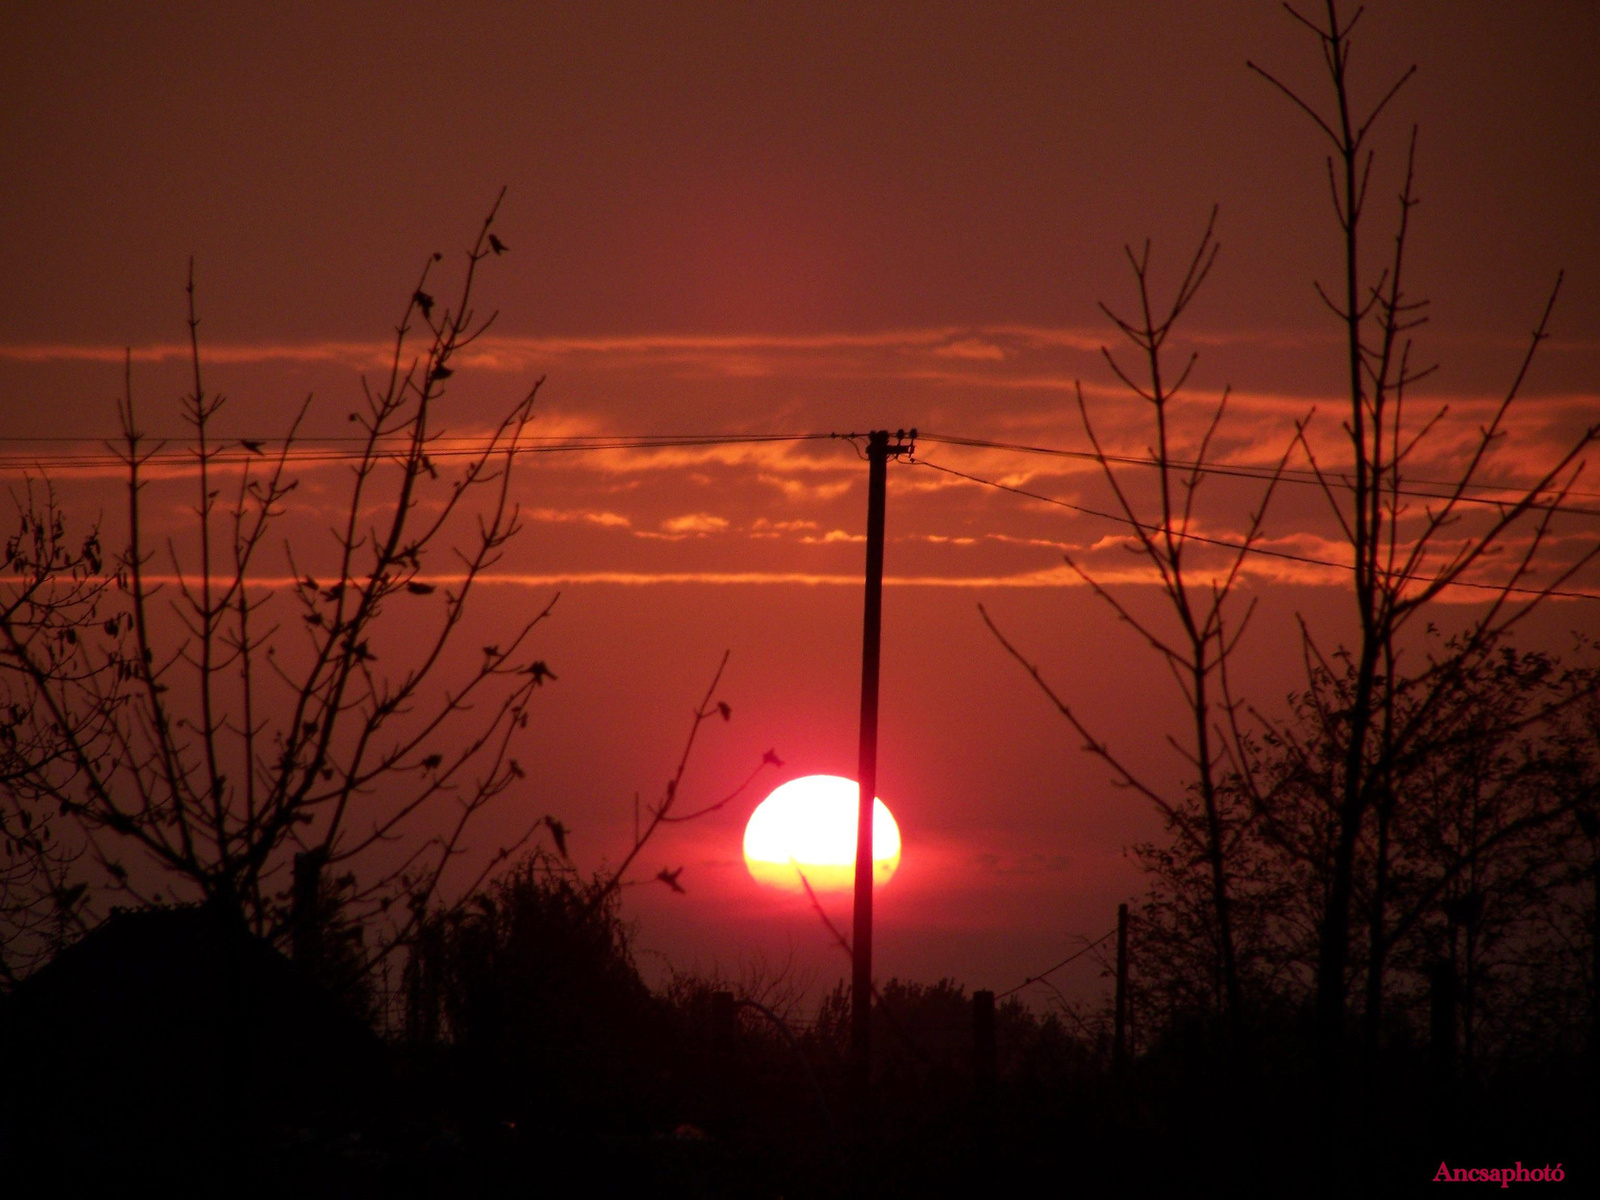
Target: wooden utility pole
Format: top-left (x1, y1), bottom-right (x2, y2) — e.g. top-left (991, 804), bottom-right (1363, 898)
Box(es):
top-left (852, 429), bottom-right (914, 1099)
top-left (1114, 902), bottom-right (1129, 1070)
top-left (973, 988), bottom-right (997, 1152)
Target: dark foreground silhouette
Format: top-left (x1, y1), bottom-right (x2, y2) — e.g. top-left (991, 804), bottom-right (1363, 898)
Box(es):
top-left (3, 875), bottom-right (1593, 1197)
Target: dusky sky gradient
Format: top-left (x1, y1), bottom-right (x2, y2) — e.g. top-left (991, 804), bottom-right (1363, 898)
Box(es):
top-left (3, 1), bottom-right (1597, 1002)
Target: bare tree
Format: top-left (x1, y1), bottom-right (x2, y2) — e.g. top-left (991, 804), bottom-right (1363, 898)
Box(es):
top-left (587, 649), bottom-right (783, 912)
top-left (984, 209), bottom-right (1291, 1045)
top-left (1399, 649), bottom-right (1590, 1076)
top-left (0, 194), bottom-right (564, 972)
top-left (0, 481), bottom-right (108, 982)
top-left (984, 3), bottom-right (1598, 1084)
top-left (1546, 690), bottom-right (1600, 1064)
top-left (400, 651), bottom-right (782, 1046)
top-left (1240, 0), bottom-right (1600, 1084)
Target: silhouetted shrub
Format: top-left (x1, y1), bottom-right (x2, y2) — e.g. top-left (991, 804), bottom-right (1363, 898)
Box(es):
top-left (402, 853), bottom-right (669, 1134)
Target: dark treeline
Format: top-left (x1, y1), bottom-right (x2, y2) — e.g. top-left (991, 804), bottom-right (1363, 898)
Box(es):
top-left (0, 842), bottom-right (1106, 1194)
top-left (1131, 638), bottom-right (1600, 1079)
top-left (7, 792), bottom-right (1593, 1195)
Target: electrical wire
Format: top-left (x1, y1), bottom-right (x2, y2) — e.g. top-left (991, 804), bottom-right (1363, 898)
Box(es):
top-left (1, 424), bottom-right (1593, 598)
top-left (997, 928), bottom-right (1118, 1000)
top-left (4, 425), bottom-right (1595, 518)
top-left (917, 431), bottom-right (1600, 517)
top-left (911, 457), bottom-right (1600, 602)
top-left (0, 431), bottom-right (841, 472)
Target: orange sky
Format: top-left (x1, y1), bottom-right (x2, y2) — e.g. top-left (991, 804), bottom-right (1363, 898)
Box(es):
top-left (2, 2), bottom-right (1597, 1003)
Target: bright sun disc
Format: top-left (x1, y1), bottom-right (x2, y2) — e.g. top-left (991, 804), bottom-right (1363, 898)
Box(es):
top-left (743, 774), bottom-right (901, 892)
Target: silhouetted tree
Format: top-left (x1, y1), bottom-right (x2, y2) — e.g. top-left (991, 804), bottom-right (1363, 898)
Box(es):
top-left (985, 211), bottom-right (1293, 1047)
top-left (1125, 772), bottom-right (1310, 1051)
top-left (397, 654), bottom-right (780, 1119)
top-left (0, 194), bottom-right (561, 976)
top-left (0, 481), bottom-right (108, 983)
top-left (1195, 639), bottom-right (1600, 1066)
top-left (1381, 646), bottom-right (1594, 1074)
top-left (1240, 0), bottom-right (1599, 1085)
top-left (401, 850), bottom-right (667, 1134)
top-left (582, 649), bottom-right (781, 914)
top-left (1538, 691), bottom-right (1600, 1065)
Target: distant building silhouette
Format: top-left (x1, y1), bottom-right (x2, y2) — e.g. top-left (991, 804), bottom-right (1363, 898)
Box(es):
top-left (0, 903), bottom-right (386, 1178)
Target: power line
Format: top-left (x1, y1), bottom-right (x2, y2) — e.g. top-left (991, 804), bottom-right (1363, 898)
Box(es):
top-left (1, 424), bottom-right (1594, 598)
top-left (917, 431), bottom-right (1600, 517)
top-left (912, 457), bottom-right (1600, 602)
top-left (997, 928), bottom-right (1118, 1000)
top-left (916, 458), bottom-right (1330, 567)
top-left (0, 431), bottom-right (840, 471)
top-left (4, 426), bottom-right (1595, 519)
top-left (0, 432), bottom-right (835, 446)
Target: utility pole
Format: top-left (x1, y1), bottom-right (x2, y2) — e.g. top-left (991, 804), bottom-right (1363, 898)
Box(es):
top-left (973, 988), bottom-right (997, 1156)
top-left (1114, 902), bottom-right (1129, 1071)
top-left (852, 428), bottom-right (914, 1102)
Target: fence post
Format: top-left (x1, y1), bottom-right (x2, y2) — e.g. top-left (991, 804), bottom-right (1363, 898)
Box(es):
top-left (973, 989), bottom-right (997, 1159)
top-left (1114, 903), bottom-right (1129, 1071)
top-left (1429, 962), bottom-right (1457, 1086)
top-left (712, 989), bottom-right (737, 1057)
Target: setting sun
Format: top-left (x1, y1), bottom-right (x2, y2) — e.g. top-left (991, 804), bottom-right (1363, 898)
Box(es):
top-left (743, 774), bottom-right (902, 893)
